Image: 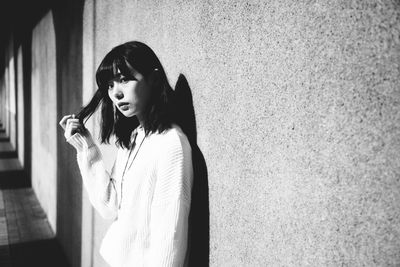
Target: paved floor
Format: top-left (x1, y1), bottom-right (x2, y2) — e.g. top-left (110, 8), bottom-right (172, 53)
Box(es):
top-left (0, 125), bottom-right (69, 267)
top-left (0, 142), bottom-right (14, 152)
top-left (0, 189), bottom-right (69, 267)
top-left (0, 131), bottom-right (8, 140)
top-left (0, 159), bottom-right (21, 172)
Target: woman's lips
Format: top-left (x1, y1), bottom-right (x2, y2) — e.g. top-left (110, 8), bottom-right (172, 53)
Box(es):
top-left (120, 105), bottom-right (129, 111)
top-left (118, 103), bottom-right (130, 111)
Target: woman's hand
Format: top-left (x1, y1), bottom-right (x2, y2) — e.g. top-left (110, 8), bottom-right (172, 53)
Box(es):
top-left (59, 114), bottom-right (86, 140)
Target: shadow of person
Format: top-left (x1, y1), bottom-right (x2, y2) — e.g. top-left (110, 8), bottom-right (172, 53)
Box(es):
top-left (174, 74), bottom-right (210, 266)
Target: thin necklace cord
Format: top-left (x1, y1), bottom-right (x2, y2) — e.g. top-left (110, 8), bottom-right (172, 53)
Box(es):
top-left (119, 129), bottom-right (146, 209)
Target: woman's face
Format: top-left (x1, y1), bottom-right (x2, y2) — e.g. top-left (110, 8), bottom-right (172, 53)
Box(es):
top-left (108, 68), bottom-right (151, 118)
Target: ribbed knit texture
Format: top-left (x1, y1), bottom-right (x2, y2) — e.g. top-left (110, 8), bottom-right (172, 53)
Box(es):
top-left (67, 124), bottom-right (193, 267)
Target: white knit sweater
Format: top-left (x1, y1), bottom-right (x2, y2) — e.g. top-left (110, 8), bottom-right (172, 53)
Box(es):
top-left (67, 124), bottom-right (193, 267)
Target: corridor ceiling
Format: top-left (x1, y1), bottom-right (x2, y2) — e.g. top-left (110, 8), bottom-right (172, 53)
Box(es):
top-left (0, 0), bottom-right (55, 71)
top-left (0, 0), bottom-right (53, 50)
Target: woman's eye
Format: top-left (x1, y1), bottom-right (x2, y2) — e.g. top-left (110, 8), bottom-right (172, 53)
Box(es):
top-left (121, 77), bottom-right (135, 83)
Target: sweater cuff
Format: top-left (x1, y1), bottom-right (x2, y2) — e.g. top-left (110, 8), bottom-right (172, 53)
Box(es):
top-left (67, 131), bottom-right (96, 152)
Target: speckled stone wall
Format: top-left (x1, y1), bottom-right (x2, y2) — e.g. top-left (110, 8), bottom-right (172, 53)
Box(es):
top-left (31, 11), bottom-right (58, 232)
top-left (80, 0), bottom-right (400, 266)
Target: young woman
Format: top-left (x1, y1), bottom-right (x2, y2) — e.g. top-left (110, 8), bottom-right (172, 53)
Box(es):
top-left (59, 41), bottom-right (193, 267)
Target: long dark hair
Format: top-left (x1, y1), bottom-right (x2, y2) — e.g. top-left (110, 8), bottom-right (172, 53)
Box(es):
top-left (76, 41), bottom-right (175, 149)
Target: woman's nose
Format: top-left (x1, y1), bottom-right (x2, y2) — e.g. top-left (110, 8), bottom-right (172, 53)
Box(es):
top-left (112, 82), bottom-right (124, 100)
top-left (115, 91), bottom-right (124, 100)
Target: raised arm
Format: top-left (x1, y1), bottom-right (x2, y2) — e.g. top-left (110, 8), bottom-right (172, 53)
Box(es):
top-left (60, 115), bottom-right (118, 220)
top-left (68, 131), bottom-right (118, 219)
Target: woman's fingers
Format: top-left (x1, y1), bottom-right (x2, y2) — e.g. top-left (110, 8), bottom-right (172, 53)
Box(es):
top-left (69, 121), bottom-right (81, 127)
top-left (70, 122), bottom-right (84, 132)
top-left (65, 121), bottom-right (81, 139)
top-left (64, 118), bottom-right (80, 131)
top-left (66, 119), bottom-right (80, 127)
top-left (59, 115), bottom-right (73, 130)
top-left (60, 114), bottom-right (86, 139)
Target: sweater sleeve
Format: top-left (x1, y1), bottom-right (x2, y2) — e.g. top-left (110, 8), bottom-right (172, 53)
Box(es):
top-left (67, 131), bottom-right (118, 220)
top-left (147, 134), bottom-right (193, 267)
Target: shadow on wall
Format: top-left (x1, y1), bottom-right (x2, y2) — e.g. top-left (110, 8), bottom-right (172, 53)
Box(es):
top-left (174, 74), bottom-right (210, 266)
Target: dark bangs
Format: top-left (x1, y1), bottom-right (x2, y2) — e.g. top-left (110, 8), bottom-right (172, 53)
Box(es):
top-left (96, 53), bottom-right (135, 92)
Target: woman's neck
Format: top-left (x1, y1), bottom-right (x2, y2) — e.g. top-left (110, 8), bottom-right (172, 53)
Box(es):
top-left (136, 114), bottom-right (145, 129)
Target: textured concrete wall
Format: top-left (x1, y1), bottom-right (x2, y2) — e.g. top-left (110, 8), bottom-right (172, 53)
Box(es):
top-left (31, 11), bottom-right (57, 232)
top-left (53, 1), bottom-right (84, 266)
top-left (79, 0), bottom-right (400, 266)
top-left (17, 45), bottom-right (24, 167)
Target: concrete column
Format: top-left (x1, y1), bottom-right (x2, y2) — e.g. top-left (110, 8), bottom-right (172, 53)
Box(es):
top-left (81, 0), bottom-right (95, 266)
top-left (16, 45), bottom-right (24, 167)
top-left (31, 11), bottom-right (57, 233)
top-left (53, 0), bottom-right (84, 266)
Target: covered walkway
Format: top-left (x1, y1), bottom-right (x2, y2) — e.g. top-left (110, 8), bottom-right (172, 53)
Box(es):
top-left (0, 121), bottom-right (69, 267)
top-left (1, 0), bottom-right (399, 265)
